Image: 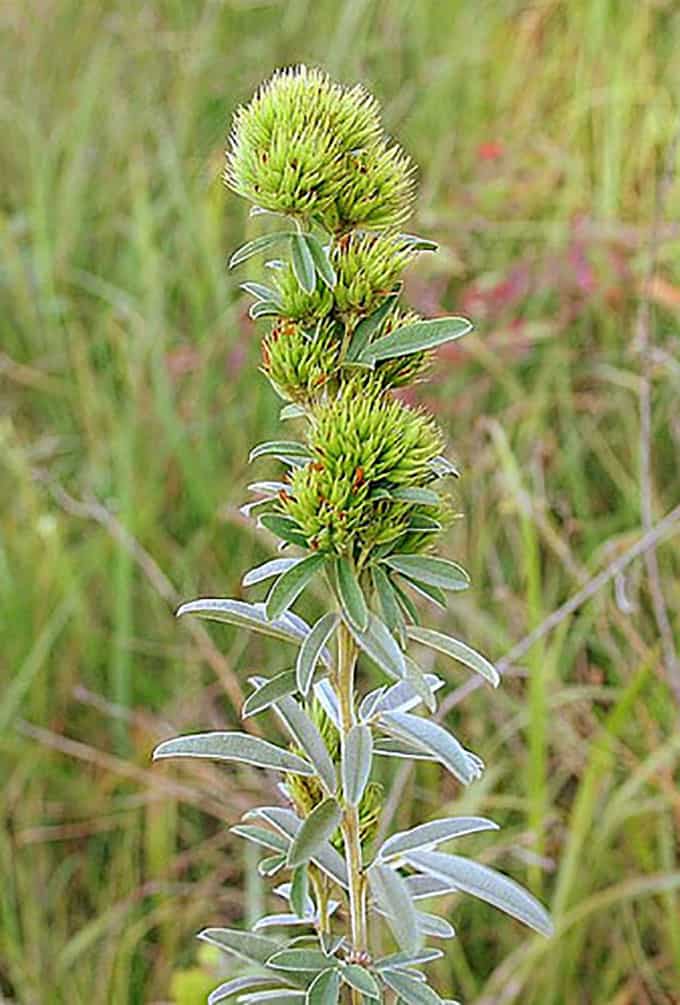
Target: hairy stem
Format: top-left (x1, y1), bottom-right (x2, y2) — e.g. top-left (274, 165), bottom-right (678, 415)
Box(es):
top-left (336, 620), bottom-right (368, 961)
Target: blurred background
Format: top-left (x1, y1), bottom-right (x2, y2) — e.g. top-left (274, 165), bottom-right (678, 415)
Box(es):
top-left (2, 1), bottom-right (680, 1003)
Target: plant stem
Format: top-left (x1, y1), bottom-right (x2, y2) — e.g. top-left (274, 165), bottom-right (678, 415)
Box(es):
top-left (336, 620), bottom-right (368, 961)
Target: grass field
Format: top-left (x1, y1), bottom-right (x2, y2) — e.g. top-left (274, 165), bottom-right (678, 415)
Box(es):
top-left (2, 1), bottom-right (680, 1003)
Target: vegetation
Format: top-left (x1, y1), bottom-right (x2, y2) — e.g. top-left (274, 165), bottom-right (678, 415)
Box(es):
top-left (1, 3), bottom-right (679, 1004)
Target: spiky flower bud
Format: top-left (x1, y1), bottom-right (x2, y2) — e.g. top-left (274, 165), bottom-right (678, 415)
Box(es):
top-left (226, 65), bottom-right (414, 232)
top-left (262, 319), bottom-right (340, 401)
top-left (279, 379), bottom-right (445, 558)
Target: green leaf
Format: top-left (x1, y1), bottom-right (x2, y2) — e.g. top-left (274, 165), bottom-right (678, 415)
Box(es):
top-left (287, 798), bottom-right (343, 868)
top-left (305, 234), bottom-right (337, 289)
top-left (341, 723), bottom-right (373, 806)
top-left (197, 928), bottom-right (281, 968)
top-left (345, 292), bottom-right (400, 362)
top-left (258, 854), bottom-right (288, 877)
top-left (373, 674), bottom-right (443, 716)
top-left (378, 816), bottom-right (499, 861)
top-left (267, 948), bottom-right (330, 972)
top-left (248, 806), bottom-right (348, 889)
top-left (372, 566), bottom-right (406, 641)
top-left (230, 824), bottom-right (289, 854)
top-left (262, 686), bottom-right (337, 793)
top-left (403, 850), bottom-right (554, 937)
top-left (291, 233), bottom-right (317, 293)
top-left (306, 969), bottom-right (340, 1005)
top-left (241, 281), bottom-right (282, 304)
top-left (242, 670), bottom-right (298, 719)
top-left (250, 440), bottom-right (311, 463)
top-left (347, 611), bottom-right (406, 680)
top-left (229, 231), bottom-right (295, 269)
top-left (402, 656), bottom-right (437, 713)
top-left (297, 612), bottom-right (339, 696)
top-left (406, 626), bottom-right (499, 687)
top-left (340, 965), bottom-right (381, 999)
top-left (243, 558), bottom-right (304, 589)
top-left (375, 948), bottom-right (443, 971)
top-left (240, 993), bottom-right (306, 1005)
top-left (280, 403), bottom-right (306, 420)
top-left (290, 865), bottom-right (309, 919)
top-left (374, 737), bottom-right (436, 761)
top-left (335, 557), bottom-right (369, 631)
top-left (429, 455), bottom-right (460, 479)
top-left (266, 553), bottom-right (325, 620)
top-left (176, 598), bottom-right (309, 645)
top-left (152, 731), bottom-right (314, 776)
top-left (259, 514), bottom-right (309, 548)
top-left (389, 487), bottom-right (440, 506)
top-left (380, 711), bottom-right (481, 785)
top-left (416, 911), bottom-right (456, 939)
top-left (400, 576), bottom-right (447, 609)
top-left (359, 316), bottom-right (473, 363)
top-left (250, 300), bottom-right (281, 319)
top-left (368, 862), bottom-right (420, 953)
top-left (383, 555), bottom-right (470, 592)
top-left (398, 233), bottom-right (439, 252)
top-left (209, 976), bottom-right (279, 1005)
top-left (381, 969), bottom-right (442, 1005)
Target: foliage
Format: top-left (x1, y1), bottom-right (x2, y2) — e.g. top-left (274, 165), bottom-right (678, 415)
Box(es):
top-left (153, 67), bottom-right (553, 1005)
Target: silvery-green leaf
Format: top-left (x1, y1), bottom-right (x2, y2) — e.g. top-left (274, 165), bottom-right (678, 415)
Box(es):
top-left (340, 965), bottom-right (380, 999)
top-left (258, 854), bottom-right (288, 877)
top-left (290, 864), bottom-right (309, 918)
top-left (306, 968), bottom-right (340, 1005)
top-left (249, 806), bottom-right (348, 888)
top-left (379, 712), bottom-right (480, 785)
top-left (239, 993), bottom-right (307, 1005)
top-left (259, 514), bottom-right (309, 548)
top-left (368, 862), bottom-right (420, 953)
top-left (250, 300), bottom-right (281, 319)
top-left (374, 738), bottom-right (436, 761)
top-left (335, 557), bottom-right (369, 631)
top-left (305, 234), bottom-right (337, 289)
top-left (381, 968), bottom-right (442, 1005)
top-left (266, 553), bottom-right (325, 620)
top-left (389, 487), bottom-right (440, 506)
top-left (291, 233), bottom-right (317, 293)
top-left (345, 292), bottom-right (400, 362)
top-left (406, 626), bottom-right (499, 687)
top-left (341, 724), bottom-right (373, 806)
top-left (273, 881), bottom-right (315, 917)
top-left (241, 280), bottom-right (282, 304)
top-left (359, 686), bottom-right (387, 722)
top-left (152, 731), bottom-right (314, 776)
top-left (209, 977), bottom-right (279, 1005)
top-left (404, 875), bottom-right (459, 900)
top-left (243, 671), bottom-right (298, 719)
top-left (429, 455), bottom-right (460, 479)
top-left (243, 558), bottom-right (303, 589)
top-left (403, 851), bottom-right (554, 937)
top-left (280, 402), bottom-right (306, 421)
top-left (372, 565), bottom-right (406, 641)
top-left (375, 948), bottom-right (443, 971)
top-left (231, 824), bottom-right (289, 854)
top-left (379, 817), bottom-right (499, 861)
top-left (264, 687), bottom-right (337, 793)
top-left (198, 928), bottom-right (282, 968)
top-left (347, 611), bottom-right (406, 680)
top-left (177, 598), bottom-right (310, 645)
top-left (229, 231), bottom-right (295, 269)
top-left (250, 440), bottom-right (311, 463)
top-left (373, 675), bottom-right (443, 716)
top-left (288, 798), bottom-right (342, 868)
top-left (267, 948), bottom-right (331, 972)
top-left (359, 316), bottom-right (473, 364)
top-left (400, 577), bottom-right (447, 610)
top-left (415, 912), bottom-right (456, 939)
top-left (403, 656), bottom-right (437, 712)
top-left (383, 555), bottom-right (470, 592)
top-left (391, 578), bottom-right (420, 625)
top-left (249, 481), bottom-right (290, 496)
top-left (313, 678), bottom-right (341, 729)
top-left (398, 234), bottom-right (439, 252)
top-left (297, 613), bottom-right (338, 696)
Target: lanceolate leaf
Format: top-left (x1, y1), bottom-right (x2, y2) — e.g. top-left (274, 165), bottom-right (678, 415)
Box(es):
top-left (250, 440), bottom-right (311, 463)
top-left (406, 626), bottom-right (500, 687)
top-left (399, 233), bottom-right (439, 252)
top-left (306, 968), bottom-right (340, 1005)
top-left (176, 598), bottom-right (310, 645)
top-left (241, 281), bottom-right (282, 304)
top-left (266, 553), bottom-right (325, 620)
top-left (359, 316), bottom-right (473, 363)
top-left (403, 851), bottom-right (554, 936)
top-left (368, 862), bottom-right (420, 953)
top-left (403, 656), bottom-right (437, 712)
top-left (341, 723), bottom-right (373, 805)
top-left (240, 993), bottom-right (306, 1005)
top-left (287, 798), bottom-right (343, 867)
top-left (259, 514), bottom-right (309, 548)
top-left (266, 688), bottom-right (337, 793)
top-left (340, 965), bottom-right (381, 999)
top-left (230, 824), bottom-right (289, 854)
top-left (297, 613), bottom-right (339, 696)
top-left (416, 911), bottom-right (456, 939)
top-left (248, 806), bottom-right (348, 889)
top-left (259, 854), bottom-right (287, 877)
top-left (229, 231), bottom-right (295, 269)
top-left (380, 711), bottom-right (481, 785)
top-left (345, 292), bottom-right (400, 362)
top-left (198, 928), bottom-right (282, 969)
top-left (209, 977), bottom-right (281, 1005)
top-left (347, 611), bottom-right (406, 680)
top-left (243, 558), bottom-right (303, 588)
top-left (250, 300), bottom-right (281, 319)
top-left (379, 816), bottom-right (499, 861)
top-left (383, 555), bottom-right (470, 592)
top-left (242, 670), bottom-right (298, 719)
top-left (382, 969), bottom-right (443, 1005)
top-left (373, 675), bottom-right (443, 716)
top-left (371, 565), bottom-right (405, 640)
top-left (305, 234), bottom-right (337, 289)
top-left (374, 737), bottom-right (437, 761)
top-left (289, 865), bottom-right (309, 918)
top-left (152, 732), bottom-right (314, 776)
top-left (335, 557), bottom-right (369, 631)
top-left (267, 948), bottom-right (331, 972)
top-left (375, 948), bottom-right (443, 971)
top-left (389, 486), bottom-right (440, 506)
top-left (291, 233), bottom-right (317, 293)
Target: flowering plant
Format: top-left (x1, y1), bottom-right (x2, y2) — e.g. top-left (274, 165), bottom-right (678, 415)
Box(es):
top-left (154, 66), bottom-right (552, 1005)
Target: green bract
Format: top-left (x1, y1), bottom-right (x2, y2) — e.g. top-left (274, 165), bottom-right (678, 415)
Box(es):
top-left (155, 65), bottom-right (553, 1005)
